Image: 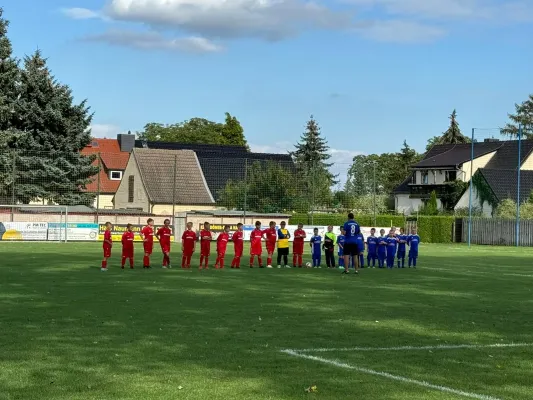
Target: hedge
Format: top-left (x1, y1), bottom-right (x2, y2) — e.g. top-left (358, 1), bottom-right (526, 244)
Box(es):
top-left (288, 213), bottom-right (455, 244)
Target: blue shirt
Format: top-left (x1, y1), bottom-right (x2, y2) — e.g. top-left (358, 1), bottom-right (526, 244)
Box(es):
top-left (367, 236), bottom-right (378, 254)
top-left (310, 235), bottom-right (322, 255)
top-left (377, 236), bottom-right (387, 254)
top-left (397, 234), bottom-right (408, 252)
top-left (409, 235), bottom-right (420, 252)
top-left (337, 235), bottom-right (345, 255)
top-left (356, 233), bottom-right (365, 251)
top-left (343, 220), bottom-right (361, 244)
top-left (386, 237), bottom-right (398, 254)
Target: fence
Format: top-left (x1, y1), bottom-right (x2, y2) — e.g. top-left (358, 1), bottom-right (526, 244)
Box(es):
top-left (462, 218), bottom-right (533, 246)
top-left (0, 149), bottom-right (393, 223)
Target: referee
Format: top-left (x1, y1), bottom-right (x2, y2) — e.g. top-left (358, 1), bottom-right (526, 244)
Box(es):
top-left (342, 213), bottom-right (361, 275)
top-left (277, 221), bottom-right (290, 268)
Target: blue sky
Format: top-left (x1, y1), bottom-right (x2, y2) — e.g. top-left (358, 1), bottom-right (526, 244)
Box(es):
top-left (2, 0), bottom-right (533, 180)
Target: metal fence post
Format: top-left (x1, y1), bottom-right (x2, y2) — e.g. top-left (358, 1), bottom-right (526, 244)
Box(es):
top-left (96, 153), bottom-right (101, 223)
top-left (172, 154), bottom-right (177, 226)
top-left (10, 150), bottom-right (16, 222)
top-left (516, 124), bottom-right (522, 247)
top-left (64, 206), bottom-right (68, 243)
top-left (467, 128), bottom-right (475, 247)
top-left (243, 158), bottom-right (248, 225)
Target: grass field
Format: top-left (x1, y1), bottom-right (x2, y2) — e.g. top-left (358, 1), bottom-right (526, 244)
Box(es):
top-left (1, 242), bottom-right (532, 400)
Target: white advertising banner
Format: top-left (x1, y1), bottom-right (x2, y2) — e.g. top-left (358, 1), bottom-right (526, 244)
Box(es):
top-left (48, 223), bottom-right (99, 241)
top-left (0, 222), bottom-right (48, 241)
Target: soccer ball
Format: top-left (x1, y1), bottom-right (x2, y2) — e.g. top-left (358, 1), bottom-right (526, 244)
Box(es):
top-left (305, 262), bottom-right (312, 268)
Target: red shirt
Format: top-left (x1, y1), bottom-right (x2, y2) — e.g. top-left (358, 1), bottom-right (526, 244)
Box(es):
top-left (121, 231), bottom-right (135, 248)
top-left (141, 226), bottom-right (154, 243)
top-left (181, 229), bottom-right (197, 250)
top-left (293, 229), bottom-right (306, 243)
top-left (103, 230), bottom-right (112, 246)
top-left (263, 227), bottom-right (277, 246)
top-left (217, 232), bottom-right (230, 253)
top-left (157, 226), bottom-right (172, 246)
top-left (250, 229), bottom-right (263, 247)
top-left (200, 230), bottom-right (212, 245)
top-left (232, 231), bottom-right (244, 249)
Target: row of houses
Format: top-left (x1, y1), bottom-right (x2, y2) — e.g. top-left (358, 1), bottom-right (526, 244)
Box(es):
top-left (394, 139), bottom-right (533, 216)
top-left (81, 134), bottom-right (293, 214)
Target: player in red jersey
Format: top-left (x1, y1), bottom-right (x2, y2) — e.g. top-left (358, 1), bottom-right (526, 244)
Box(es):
top-left (249, 221), bottom-right (264, 268)
top-left (199, 222), bottom-right (212, 270)
top-left (156, 218), bottom-right (172, 268)
top-left (231, 223), bottom-right (244, 268)
top-left (101, 221), bottom-right (113, 272)
top-left (263, 221), bottom-right (277, 268)
top-left (181, 222), bottom-right (197, 268)
top-left (140, 218), bottom-right (155, 269)
top-left (121, 223), bottom-right (135, 269)
top-left (292, 223), bottom-right (306, 268)
top-left (214, 225), bottom-right (230, 269)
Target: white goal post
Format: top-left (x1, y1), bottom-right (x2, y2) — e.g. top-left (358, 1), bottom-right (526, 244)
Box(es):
top-left (0, 205), bottom-right (69, 242)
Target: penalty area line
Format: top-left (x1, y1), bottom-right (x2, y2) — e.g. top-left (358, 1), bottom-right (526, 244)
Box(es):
top-left (286, 342), bottom-right (533, 353)
top-left (281, 349), bottom-right (502, 400)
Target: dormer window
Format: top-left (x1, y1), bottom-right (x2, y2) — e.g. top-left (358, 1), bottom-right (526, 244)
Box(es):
top-left (110, 171), bottom-right (123, 180)
top-left (91, 141), bottom-right (99, 147)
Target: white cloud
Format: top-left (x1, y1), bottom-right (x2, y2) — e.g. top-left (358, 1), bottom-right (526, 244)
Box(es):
top-left (104, 0), bottom-right (353, 40)
top-left (359, 20), bottom-right (445, 43)
top-left (85, 30), bottom-right (223, 53)
top-left (64, 0), bottom-right (532, 47)
top-left (89, 124), bottom-right (123, 138)
top-left (61, 7), bottom-right (101, 20)
top-left (343, 0), bottom-right (533, 22)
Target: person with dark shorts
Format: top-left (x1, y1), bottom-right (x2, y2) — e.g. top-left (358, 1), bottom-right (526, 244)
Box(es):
top-left (342, 213), bottom-right (361, 275)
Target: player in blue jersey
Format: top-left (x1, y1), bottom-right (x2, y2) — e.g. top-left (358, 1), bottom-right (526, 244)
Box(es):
top-left (310, 228), bottom-right (322, 268)
top-left (397, 227), bottom-right (408, 268)
top-left (377, 229), bottom-right (387, 268)
top-left (408, 228), bottom-right (420, 268)
top-left (337, 228), bottom-right (345, 268)
top-left (356, 232), bottom-right (365, 268)
top-left (342, 213), bottom-right (361, 274)
top-left (366, 228), bottom-right (378, 268)
top-left (385, 230), bottom-right (398, 268)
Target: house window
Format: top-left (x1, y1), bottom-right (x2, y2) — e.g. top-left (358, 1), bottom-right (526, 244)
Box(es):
top-left (110, 171), bottom-right (123, 181)
top-left (91, 141), bottom-right (99, 147)
top-left (128, 175), bottom-right (135, 203)
top-left (445, 170), bottom-right (457, 181)
top-left (422, 171), bottom-right (429, 184)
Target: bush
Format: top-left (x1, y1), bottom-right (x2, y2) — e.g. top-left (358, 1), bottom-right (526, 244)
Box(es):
top-left (417, 216), bottom-right (454, 243)
top-left (288, 213), bottom-right (406, 228)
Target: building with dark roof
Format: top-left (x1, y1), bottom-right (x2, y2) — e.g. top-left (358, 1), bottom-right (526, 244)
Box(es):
top-left (114, 148), bottom-right (215, 214)
top-left (394, 139), bottom-right (533, 215)
top-left (135, 140), bottom-right (295, 199)
top-left (81, 134), bottom-right (135, 209)
top-left (455, 168), bottom-right (533, 216)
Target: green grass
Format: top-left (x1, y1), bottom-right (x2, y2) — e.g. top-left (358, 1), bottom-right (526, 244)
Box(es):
top-left (0, 242), bottom-right (532, 400)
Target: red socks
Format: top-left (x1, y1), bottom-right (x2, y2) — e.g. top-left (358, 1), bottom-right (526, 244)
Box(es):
top-left (143, 256), bottom-right (149, 267)
top-left (267, 256), bottom-right (272, 266)
top-left (101, 260), bottom-right (107, 268)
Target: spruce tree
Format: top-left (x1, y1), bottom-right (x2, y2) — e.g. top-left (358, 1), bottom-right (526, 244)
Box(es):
top-left (291, 116), bottom-right (336, 209)
top-left (13, 51), bottom-right (98, 205)
top-left (440, 109), bottom-right (469, 144)
top-left (0, 8), bottom-right (23, 203)
top-left (501, 94), bottom-right (533, 139)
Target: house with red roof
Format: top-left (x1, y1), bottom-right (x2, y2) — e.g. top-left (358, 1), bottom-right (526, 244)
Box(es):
top-left (81, 134), bottom-right (134, 209)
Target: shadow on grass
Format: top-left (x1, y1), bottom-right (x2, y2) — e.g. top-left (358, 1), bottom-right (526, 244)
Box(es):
top-left (1, 244), bottom-right (533, 399)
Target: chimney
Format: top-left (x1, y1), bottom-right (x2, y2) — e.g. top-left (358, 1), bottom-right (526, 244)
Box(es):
top-left (118, 131), bottom-right (135, 152)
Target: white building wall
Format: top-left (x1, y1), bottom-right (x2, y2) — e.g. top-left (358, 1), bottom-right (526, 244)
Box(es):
top-left (454, 183), bottom-right (493, 217)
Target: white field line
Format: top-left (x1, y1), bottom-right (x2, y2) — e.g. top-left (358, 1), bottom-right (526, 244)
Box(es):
top-left (287, 342), bottom-right (533, 353)
top-left (281, 349), bottom-right (502, 400)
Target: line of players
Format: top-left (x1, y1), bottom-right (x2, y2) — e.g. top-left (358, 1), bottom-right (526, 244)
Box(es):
top-left (310, 226), bottom-right (420, 270)
top-left (99, 217), bottom-right (420, 271)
